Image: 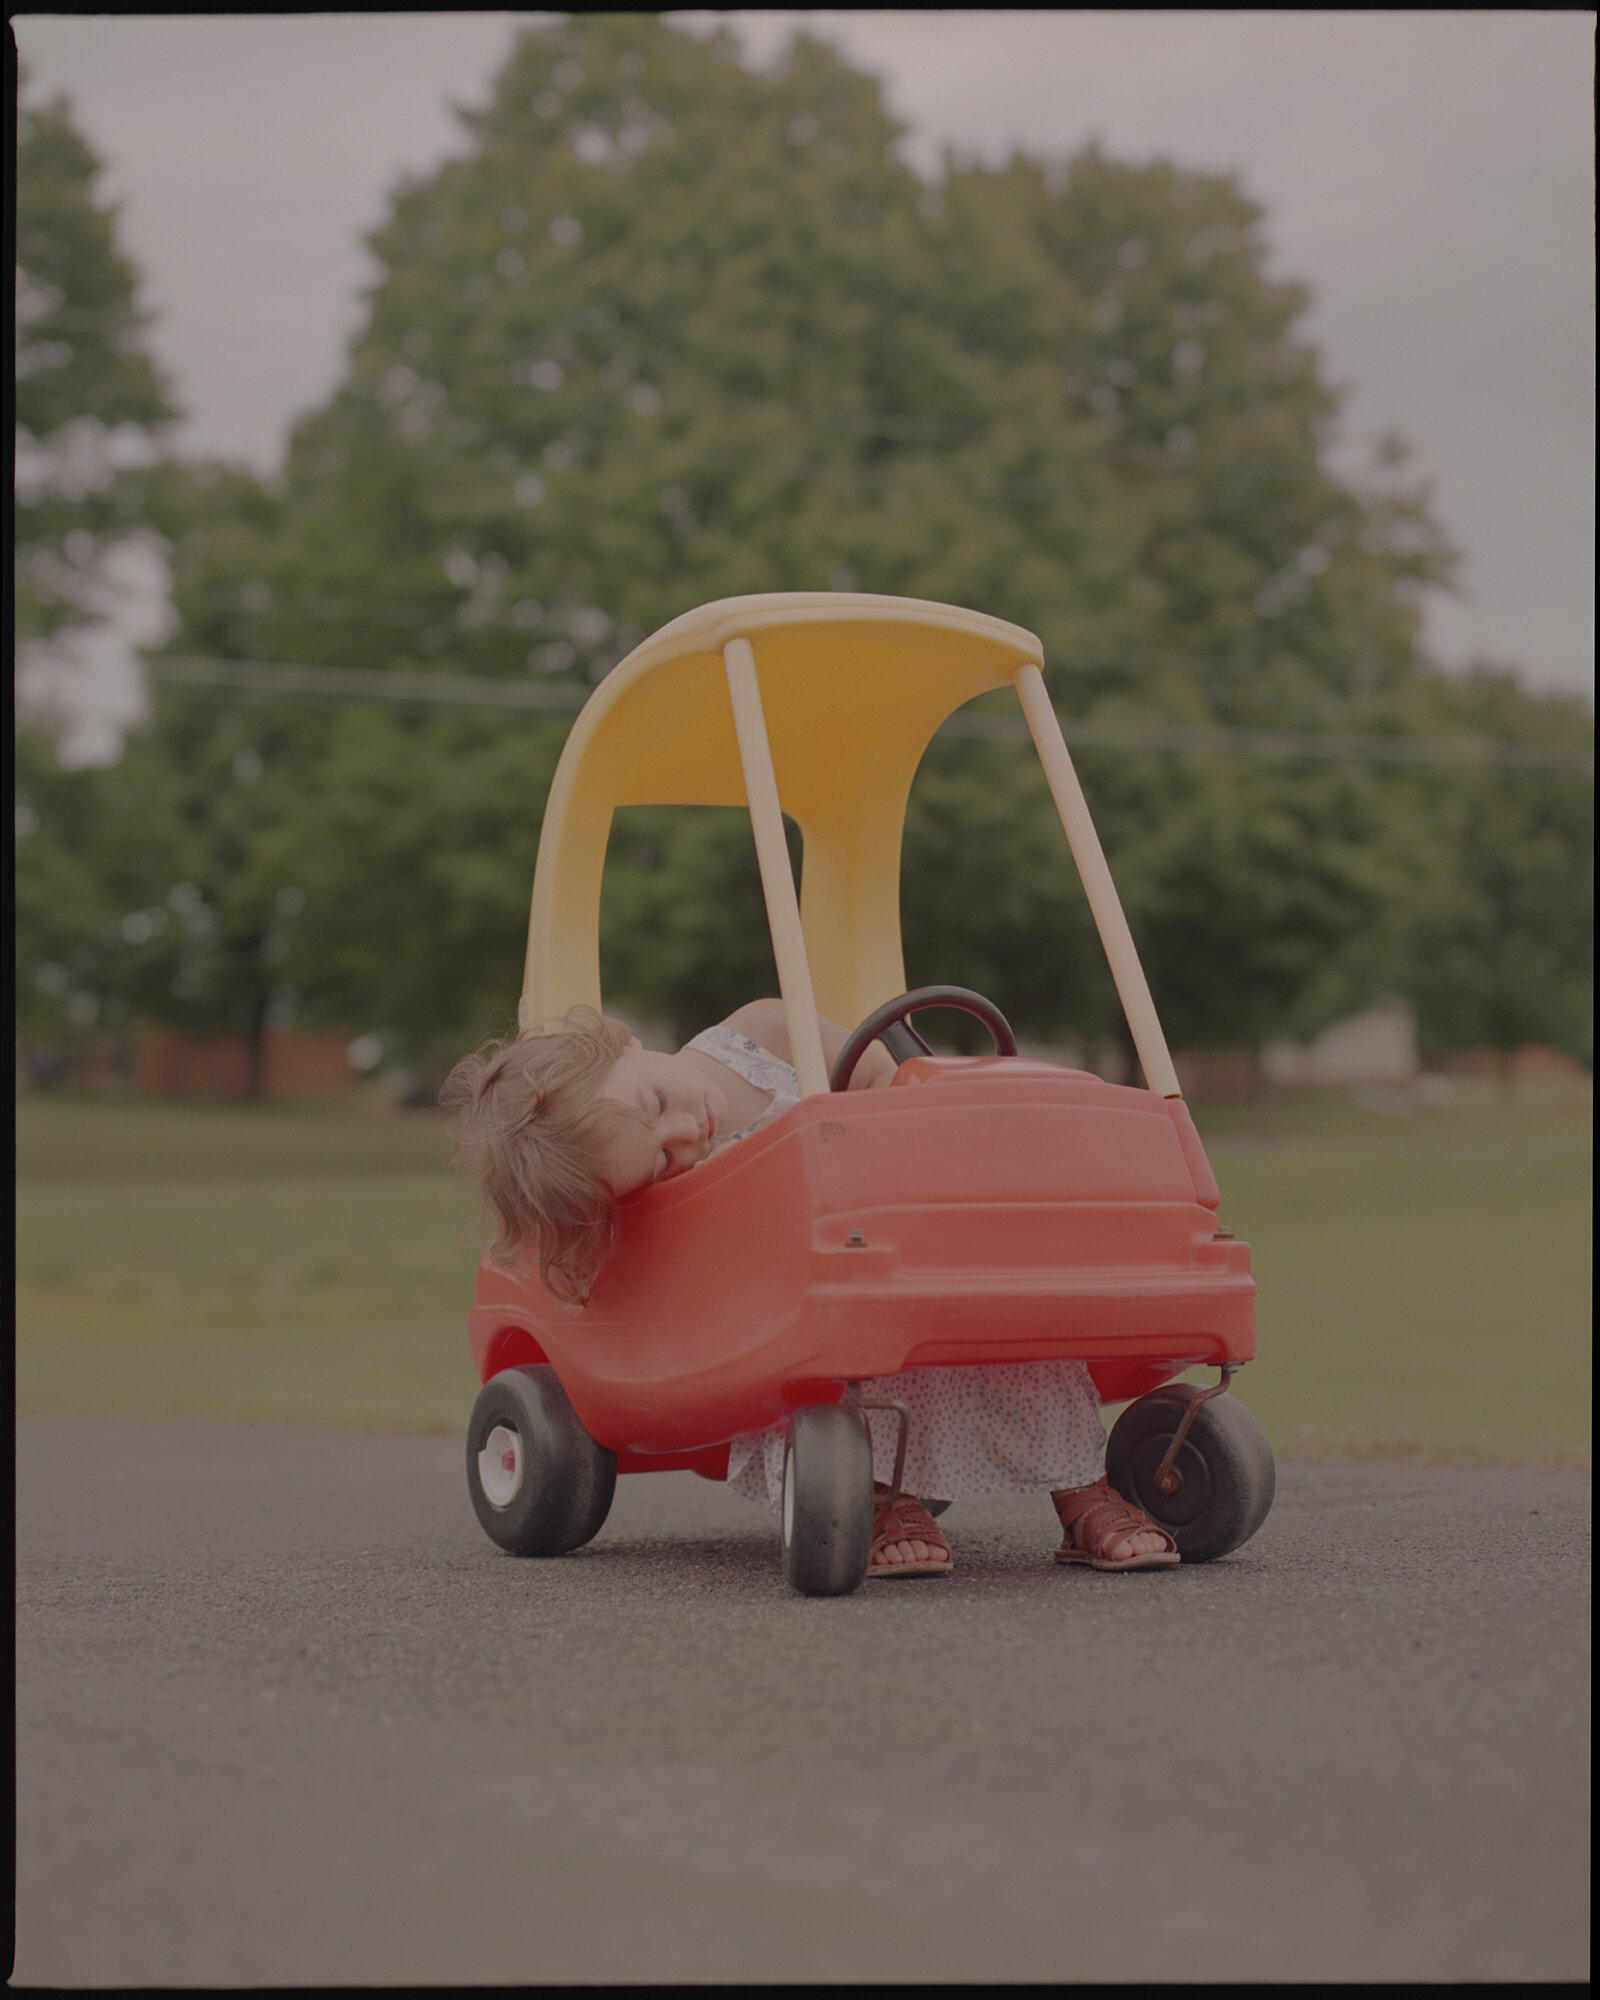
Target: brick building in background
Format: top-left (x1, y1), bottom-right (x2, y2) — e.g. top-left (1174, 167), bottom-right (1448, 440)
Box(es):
top-left (20, 1003), bottom-right (1585, 1103)
top-left (135, 1025), bottom-right (358, 1099)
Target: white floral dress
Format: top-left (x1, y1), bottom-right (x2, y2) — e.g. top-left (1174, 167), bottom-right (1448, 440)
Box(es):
top-left (685, 1027), bottom-right (1108, 1513)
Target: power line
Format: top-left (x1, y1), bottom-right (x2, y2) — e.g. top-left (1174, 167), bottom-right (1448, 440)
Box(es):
top-left (146, 654), bottom-right (587, 712)
top-left (941, 709), bottom-right (1595, 773)
top-left (142, 652), bottom-right (1594, 774)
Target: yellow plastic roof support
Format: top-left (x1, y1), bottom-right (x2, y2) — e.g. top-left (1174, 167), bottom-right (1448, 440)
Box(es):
top-left (520, 592), bottom-right (1044, 1034)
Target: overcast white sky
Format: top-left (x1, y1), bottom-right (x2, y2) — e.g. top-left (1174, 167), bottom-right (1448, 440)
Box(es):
top-left (13, 8), bottom-right (1597, 716)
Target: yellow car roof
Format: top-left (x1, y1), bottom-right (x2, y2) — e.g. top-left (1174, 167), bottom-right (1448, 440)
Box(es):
top-left (523, 594), bottom-right (1043, 1027)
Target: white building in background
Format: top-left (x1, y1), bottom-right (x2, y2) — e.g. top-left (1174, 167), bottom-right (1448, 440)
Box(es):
top-left (1261, 997), bottom-right (1417, 1091)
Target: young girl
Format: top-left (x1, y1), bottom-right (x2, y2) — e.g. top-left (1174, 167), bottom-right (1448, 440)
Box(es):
top-left (443, 999), bottom-right (1178, 1579)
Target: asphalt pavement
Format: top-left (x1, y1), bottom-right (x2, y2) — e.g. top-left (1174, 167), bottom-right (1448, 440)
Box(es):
top-left (11, 1417), bottom-right (1591, 1986)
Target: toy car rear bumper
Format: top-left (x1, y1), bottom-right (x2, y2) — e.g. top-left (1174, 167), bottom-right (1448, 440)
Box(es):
top-left (468, 1260), bottom-right (1253, 1456)
top-left (467, 1070), bottom-right (1254, 1458)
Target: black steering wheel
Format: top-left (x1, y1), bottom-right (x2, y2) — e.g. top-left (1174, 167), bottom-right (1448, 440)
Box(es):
top-left (828, 985), bottom-right (1018, 1091)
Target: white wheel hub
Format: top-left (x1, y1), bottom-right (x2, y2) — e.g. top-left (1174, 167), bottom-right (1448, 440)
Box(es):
top-left (781, 1441), bottom-right (796, 1548)
top-left (478, 1424), bottom-right (523, 1508)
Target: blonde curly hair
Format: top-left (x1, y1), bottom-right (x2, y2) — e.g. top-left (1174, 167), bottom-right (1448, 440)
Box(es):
top-left (439, 1006), bottom-right (637, 1308)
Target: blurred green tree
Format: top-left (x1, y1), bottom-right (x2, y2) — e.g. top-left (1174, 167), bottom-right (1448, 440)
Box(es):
top-left (122, 14), bottom-right (1577, 1075)
top-left (14, 722), bottom-right (192, 1066)
top-left (1398, 671), bottom-right (1593, 1073)
top-left (915, 148), bottom-right (1457, 1059)
top-left (13, 68), bottom-right (186, 1072)
top-left (264, 704), bottom-right (562, 1068)
top-left (14, 63), bottom-right (177, 666)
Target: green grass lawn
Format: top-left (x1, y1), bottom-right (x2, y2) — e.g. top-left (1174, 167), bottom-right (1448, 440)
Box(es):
top-left (15, 1098), bottom-right (482, 1434)
top-left (1201, 1100), bottom-right (1591, 1465)
top-left (14, 1087), bottom-right (1592, 1463)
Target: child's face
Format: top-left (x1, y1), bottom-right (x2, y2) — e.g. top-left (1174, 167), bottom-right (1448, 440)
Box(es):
top-left (593, 1040), bottom-right (730, 1196)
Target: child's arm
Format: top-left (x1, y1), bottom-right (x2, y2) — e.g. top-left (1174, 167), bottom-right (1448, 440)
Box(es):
top-left (721, 998), bottom-right (898, 1090)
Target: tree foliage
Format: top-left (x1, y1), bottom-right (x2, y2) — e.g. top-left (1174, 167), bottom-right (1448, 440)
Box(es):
top-left (21, 16), bottom-right (1592, 1081)
top-left (14, 62), bottom-right (177, 652)
top-left (1397, 672), bottom-right (1594, 1067)
top-left (14, 722), bottom-right (191, 1058)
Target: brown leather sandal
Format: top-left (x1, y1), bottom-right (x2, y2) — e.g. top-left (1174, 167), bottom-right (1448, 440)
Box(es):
top-left (869, 1487), bottom-right (954, 1577)
top-left (1052, 1477), bottom-right (1180, 1570)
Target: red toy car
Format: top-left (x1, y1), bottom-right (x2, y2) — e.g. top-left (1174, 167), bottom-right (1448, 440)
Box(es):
top-left (464, 594), bottom-right (1273, 1592)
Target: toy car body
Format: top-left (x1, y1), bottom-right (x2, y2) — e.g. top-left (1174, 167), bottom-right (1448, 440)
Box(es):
top-left (465, 593), bottom-right (1271, 1589)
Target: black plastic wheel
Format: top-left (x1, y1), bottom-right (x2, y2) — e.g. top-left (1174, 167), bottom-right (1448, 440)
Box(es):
top-left (1105, 1383), bottom-right (1275, 1563)
top-left (466, 1364), bottom-right (617, 1556)
top-left (780, 1403), bottom-right (875, 1596)
top-left (829, 985), bottom-right (1017, 1091)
